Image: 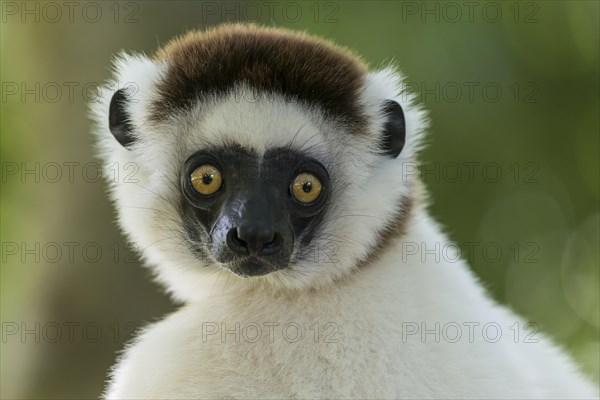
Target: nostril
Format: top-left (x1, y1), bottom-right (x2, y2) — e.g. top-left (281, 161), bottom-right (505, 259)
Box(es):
top-left (262, 234), bottom-right (277, 249)
top-left (226, 228), bottom-right (248, 254)
top-left (233, 230), bottom-right (247, 246)
top-left (261, 233), bottom-right (283, 255)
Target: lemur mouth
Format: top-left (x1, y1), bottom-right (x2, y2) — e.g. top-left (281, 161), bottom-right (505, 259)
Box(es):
top-left (227, 256), bottom-right (287, 277)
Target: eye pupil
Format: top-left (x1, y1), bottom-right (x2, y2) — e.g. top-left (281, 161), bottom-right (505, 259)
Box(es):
top-left (202, 174), bottom-right (213, 185)
top-left (302, 182), bottom-right (312, 193)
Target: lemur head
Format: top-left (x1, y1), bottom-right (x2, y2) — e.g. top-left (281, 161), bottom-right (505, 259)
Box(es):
top-left (91, 24), bottom-right (427, 302)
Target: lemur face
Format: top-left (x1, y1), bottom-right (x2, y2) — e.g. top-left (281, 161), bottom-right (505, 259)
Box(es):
top-left (92, 24), bottom-right (427, 301)
top-left (179, 145), bottom-right (331, 277)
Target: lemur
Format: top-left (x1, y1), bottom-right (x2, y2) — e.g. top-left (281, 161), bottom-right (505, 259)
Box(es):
top-left (90, 23), bottom-right (598, 399)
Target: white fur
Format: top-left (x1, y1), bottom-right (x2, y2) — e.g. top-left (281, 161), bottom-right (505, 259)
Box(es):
top-left (91, 53), bottom-right (598, 399)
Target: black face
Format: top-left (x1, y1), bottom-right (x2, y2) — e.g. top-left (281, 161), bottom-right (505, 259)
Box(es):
top-left (179, 145), bottom-right (330, 277)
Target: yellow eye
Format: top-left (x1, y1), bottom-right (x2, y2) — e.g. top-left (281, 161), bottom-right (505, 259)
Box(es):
top-left (291, 173), bottom-right (322, 204)
top-left (190, 165), bottom-right (222, 195)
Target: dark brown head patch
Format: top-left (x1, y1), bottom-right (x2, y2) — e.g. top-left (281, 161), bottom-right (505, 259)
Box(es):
top-left (151, 23), bottom-right (369, 133)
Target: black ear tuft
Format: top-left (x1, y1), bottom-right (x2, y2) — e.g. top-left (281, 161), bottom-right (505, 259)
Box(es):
top-left (380, 100), bottom-right (406, 158)
top-left (109, 88), bottom-right (135, 147)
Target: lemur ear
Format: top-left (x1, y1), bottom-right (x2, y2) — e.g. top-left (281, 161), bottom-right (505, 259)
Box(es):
top-left (109, 88), bottom-right (135, 147)
top-left (380, 100), bottom-right (406, 158)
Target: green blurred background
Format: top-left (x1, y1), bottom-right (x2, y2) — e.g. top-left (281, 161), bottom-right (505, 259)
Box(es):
top-left (1, 1), bottom-right (598, 398)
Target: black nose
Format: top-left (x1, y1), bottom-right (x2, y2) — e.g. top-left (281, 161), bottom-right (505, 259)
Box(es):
top-left (226, 225), bottom-right (283, 256)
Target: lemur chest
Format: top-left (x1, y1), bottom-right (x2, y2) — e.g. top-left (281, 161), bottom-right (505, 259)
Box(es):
top-left (122, 288), bottom-right (534, 398)
top-left (157, 299), bottom-right (402, 398)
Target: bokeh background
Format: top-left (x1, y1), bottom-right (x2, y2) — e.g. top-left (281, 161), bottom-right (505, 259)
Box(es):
top-left (1, 1), bottom-right (598, 398)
